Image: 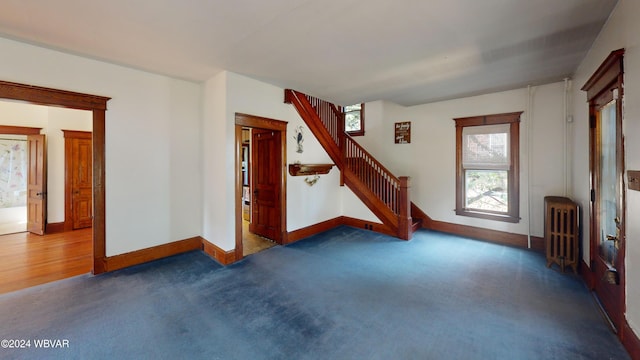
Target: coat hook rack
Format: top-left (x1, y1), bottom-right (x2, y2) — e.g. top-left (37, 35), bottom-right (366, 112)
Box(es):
top-left (304, 174), bottom-right (320, 186)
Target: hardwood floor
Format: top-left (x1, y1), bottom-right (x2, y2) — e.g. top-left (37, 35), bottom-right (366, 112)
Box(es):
top-left (243, 220), bottom-right (276, 256)
top-left (0, 224), bottom-right (274, 295)
top-left (0, 228), bottom-right (92, 295)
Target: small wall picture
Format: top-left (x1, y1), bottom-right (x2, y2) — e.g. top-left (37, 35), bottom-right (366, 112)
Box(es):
top-left (293, 125), bottom-right (304, 153)
top-left (395, 121), bottom-right (411, 144)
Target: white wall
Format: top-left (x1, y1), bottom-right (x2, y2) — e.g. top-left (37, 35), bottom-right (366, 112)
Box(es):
top-left (202, 72), bottom-right (230, 248)
top-left (0, 100), bottom-right (92, 223)
top-left (355, 83), bottom-right (568, 238)
top-left (0, 36), bottom-right (203, 256)
top-left (571, 0), bottom-right (640, 335)
top-left (202, 72), bottom-right (343, 251)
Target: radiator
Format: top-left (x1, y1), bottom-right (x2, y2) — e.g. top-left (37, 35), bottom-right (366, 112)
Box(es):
top-left (545, 196), bottom-right (579, 273)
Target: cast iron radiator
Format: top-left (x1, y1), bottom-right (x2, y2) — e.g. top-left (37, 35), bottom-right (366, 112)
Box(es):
top-left (545, 196), bottom-right (579, 273)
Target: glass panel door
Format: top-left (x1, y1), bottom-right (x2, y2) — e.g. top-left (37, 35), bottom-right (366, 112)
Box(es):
top-left (598, 100), bottom-right (620, 269)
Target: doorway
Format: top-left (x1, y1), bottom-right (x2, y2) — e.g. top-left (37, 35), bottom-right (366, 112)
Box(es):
top-left (240, 127), bottom-right (275, 257)
top-left (235, 113), bottom-right (287, 260)
top-left (583, 49), bottom-right (625, 332)
top-left (0, 132), bottom-right (28, 235)
top-left (0, 103), bottom-right (95, 293)
top-left (0, 80), bottom-right (110, 275)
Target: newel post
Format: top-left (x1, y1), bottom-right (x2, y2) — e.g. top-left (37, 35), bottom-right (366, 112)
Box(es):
top-left (398, 176), bottom-right (412, 240)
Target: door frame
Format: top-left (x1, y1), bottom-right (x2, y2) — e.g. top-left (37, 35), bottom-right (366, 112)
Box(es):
top-left (582, 49), bottom-right (625, 331)
top-left (0, 80), bottom-right (110, 274)
top-left (234, 113), bottom-right (287, 260)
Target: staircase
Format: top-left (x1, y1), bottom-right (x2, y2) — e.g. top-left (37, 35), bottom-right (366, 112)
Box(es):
top-left (284, 89), bottom-right (422, 240)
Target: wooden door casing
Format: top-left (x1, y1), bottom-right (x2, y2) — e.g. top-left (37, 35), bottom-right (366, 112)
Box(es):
top-left (64, 130), bottom-right (93, 230)
top-left (235, 113), bottom-right (288, 261)
top-left (27, 134), bottom-right (46, 235)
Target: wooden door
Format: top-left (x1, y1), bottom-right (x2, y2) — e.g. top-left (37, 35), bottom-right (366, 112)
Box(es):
top-left (249, 128), bottom-right (282, 243)
top-left (71, 137), bottom-right (93, 229)
top-left (585, 49), bottom-right (625, 332)
top-left (27, 134), bottom-right (46, 235)
top-left (64, 131), bottom-right (93, 230)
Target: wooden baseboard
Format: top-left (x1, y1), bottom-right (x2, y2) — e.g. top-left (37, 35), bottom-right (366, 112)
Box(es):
top-left (104, 236), bottom-right (202, 272)
top-left (286, 214), bottom-right (541, 251)
top-left (423, 217), bottom-right (544, 251)
top-left (623, 320), bottom-right (640, 359)
top-left (99, 214), bottom-right (546, 271)
top-left (286, 217), bottom-right (344, 244)
top-left (45, 222), bottom-right (65, 234)
top-left (411, 203), bottom-right (544, 251)
top-left (340, 216), bottom-right (396, 237)
top-left (202, 238), bottom-right (236, 265)
top-left (286, 216), bottom-right (396, 244)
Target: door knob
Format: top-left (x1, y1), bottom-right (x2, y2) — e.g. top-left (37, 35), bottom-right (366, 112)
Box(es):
top-left (606, 234), bottom-right (618, 240)
top-left (606, 233), bottom-right (620, 249)
top-left (607, 222), bottom-right (621, 249)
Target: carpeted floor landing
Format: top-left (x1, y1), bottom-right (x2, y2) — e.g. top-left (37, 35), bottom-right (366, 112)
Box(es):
top-left (0, 226), bottom-right (631, 359)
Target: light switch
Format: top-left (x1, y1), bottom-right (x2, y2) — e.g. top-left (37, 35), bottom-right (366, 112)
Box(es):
top-left (629, 171), bottom-right (640, 191)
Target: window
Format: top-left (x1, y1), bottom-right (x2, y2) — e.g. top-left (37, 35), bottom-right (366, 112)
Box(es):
top-left (343, 103), bottom-right (364, 136)
top-left (454, 112), bottom-right (521, 223)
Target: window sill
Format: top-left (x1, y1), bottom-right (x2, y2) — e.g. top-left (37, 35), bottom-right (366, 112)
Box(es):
top-left (455, 209), bottom-right (520, 223)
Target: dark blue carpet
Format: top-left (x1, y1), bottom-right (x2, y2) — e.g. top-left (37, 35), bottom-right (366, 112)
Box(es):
top-left (0, 226), bottom-right (630, 359)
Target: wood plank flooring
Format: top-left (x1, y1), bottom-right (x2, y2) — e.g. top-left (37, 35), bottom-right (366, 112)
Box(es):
top-left (0, 228), bottom-right (92, 295)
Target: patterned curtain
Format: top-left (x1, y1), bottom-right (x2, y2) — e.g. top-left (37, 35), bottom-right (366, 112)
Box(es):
top-left (0, 139), bottom-right (28, 208)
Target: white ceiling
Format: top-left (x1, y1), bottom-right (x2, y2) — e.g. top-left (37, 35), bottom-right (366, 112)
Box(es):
top-left (0, 0), bottom-right (618, 106)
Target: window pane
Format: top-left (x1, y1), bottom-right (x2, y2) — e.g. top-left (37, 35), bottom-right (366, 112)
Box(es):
top-left (345, 111), bottom-right (361, 132)
top-left (463, 131), bottom-right (509, 169)
top-left (344, 104), bottom-right (361, 112)
top-left (465, 170), bottom-right (508, 213)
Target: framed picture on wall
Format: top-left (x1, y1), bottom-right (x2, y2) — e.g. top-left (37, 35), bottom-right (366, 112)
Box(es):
top-left (395, 121), bottom-right (411, 144)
